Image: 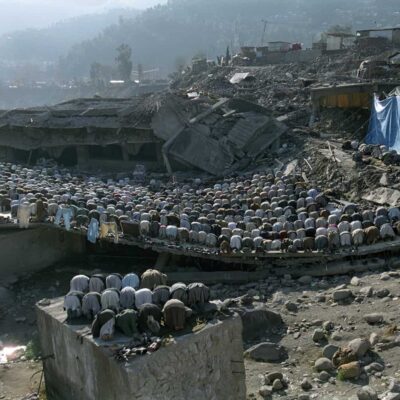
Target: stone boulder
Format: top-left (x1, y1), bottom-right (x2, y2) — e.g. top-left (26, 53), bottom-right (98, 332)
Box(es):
top-left (314, 357), bottom-right (333, 372)
top-left (360, 286), bottom-right (373, 297)
top-left (338, 361), bottom-right (361, 380)
top-left (332, 289), bottom-right (353, 302)
top-left (322, 344), bottom-right (339, 360)
top-left (332, 347), bottom-right (358, 368)
top-left (357, 386), bottom-right (378, 400)
top-left (348, 338), bottom-right (371, 358)
top-left (298, 275), bottom-right (312, 284)
top-left (265, 372), bottom-right (283, 384)
top-left (244, 342), bottom-right (285, 362)
top-left (236, 306), bottom-right (283, 341)
top-left (312, 329), bottom-right (326, 342)
top-left (364, 313), bottom-right (384, 324)
top-left (259, 385), bottom-right (272, 398)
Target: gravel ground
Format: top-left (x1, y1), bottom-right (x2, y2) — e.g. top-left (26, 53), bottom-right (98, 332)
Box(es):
top-left (2, 262), bottom-right (400, 400)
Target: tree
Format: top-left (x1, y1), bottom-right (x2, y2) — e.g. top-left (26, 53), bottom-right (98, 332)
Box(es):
top-left (193, 51), bottom-right (206, 60)
top-left (174, 56), bottom-right (186, 73)
top-left (115, 44), bottom-right (133, 82)
top-left (225, 46), bottom-right (231, 64)
top-left (90, 62), bottom-right (102, 83)
top-left (137, 63), bottom-right (143, 82)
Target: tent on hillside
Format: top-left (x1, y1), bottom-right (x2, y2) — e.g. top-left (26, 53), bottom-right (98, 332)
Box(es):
top-left (365, 89), bottom-right (400, 153)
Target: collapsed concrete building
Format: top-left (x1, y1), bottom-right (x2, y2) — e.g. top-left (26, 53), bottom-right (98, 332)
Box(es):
top-left (0, 92), bottom-right (286, 176)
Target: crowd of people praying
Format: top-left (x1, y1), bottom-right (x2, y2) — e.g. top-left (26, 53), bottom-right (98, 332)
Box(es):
top-left (1, 161), bottom-right (400, 254)
top-left (64, 269), bottom-right (211, 341)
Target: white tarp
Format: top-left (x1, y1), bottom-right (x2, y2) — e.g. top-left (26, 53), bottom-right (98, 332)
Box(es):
top-left (229, 73), bottom-right (250, 84)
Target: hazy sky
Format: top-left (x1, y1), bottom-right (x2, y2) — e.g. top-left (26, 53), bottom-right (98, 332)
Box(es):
top-left (0, 0), bottom-right (167, 35)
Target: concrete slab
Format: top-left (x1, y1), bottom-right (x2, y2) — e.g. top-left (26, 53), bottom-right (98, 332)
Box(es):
top-left (37, 298), bottom-right (246, 400)
top-left (362, 186), bottom-right (400, 206)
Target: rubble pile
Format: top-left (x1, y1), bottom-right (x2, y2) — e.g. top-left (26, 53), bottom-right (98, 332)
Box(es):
top-left (174, 54), bottom-right (359, 124)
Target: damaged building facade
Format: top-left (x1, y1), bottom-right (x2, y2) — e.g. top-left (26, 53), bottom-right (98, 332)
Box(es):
top-left (0, 92), bottom-right (286, 176)
top-left (0, 97), bottom-right (163, 171)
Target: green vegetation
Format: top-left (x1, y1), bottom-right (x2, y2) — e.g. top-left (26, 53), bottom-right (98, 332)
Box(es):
top-left (25, 335), bottom-right (42, 360)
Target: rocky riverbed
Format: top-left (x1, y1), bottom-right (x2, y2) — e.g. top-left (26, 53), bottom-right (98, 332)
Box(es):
top-left (2, 261), bottom-right (400, 399)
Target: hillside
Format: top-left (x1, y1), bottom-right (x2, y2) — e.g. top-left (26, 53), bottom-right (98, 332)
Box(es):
top-left (57, 0), bottom-right (400, 79)
top-left (0, 8), bottom-right (140, 63)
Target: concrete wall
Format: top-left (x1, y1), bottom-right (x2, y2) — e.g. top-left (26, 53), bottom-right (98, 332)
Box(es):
top-left (284, 49), bottom-right (322, 63)
top-left (37, 299), bottom-right (246, 400)
top-left (262, 49), bottom-right (322, 64)
top-left (0, 225), bottom-right (85, 278)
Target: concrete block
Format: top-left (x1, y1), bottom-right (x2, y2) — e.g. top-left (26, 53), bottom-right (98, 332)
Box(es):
top-left (36, 298), bottom-right (246, 400)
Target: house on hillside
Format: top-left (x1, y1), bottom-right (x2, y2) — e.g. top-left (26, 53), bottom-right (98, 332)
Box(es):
top-left (356, 27), bottom-right (400, 50)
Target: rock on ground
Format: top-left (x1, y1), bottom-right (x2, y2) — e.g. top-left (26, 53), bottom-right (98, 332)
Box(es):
top-left (315, 357), bottom-right (333, 372)
top-left (348, 338), bottom-right (371, 358)
top-left (323, 344), bottom-right (339, 360)
top-left (357, 386), bottom-right (378, 400)
top-left (244, 342), bottom-right (284, 362)
top-left (237, 306), bottom-right (283, 340)
top-left (332, 289), bottom-right (353, 302)
top-left (338, 361), bottom-right (361, 380)
top-left (364, 313), bottom-right (384, 324)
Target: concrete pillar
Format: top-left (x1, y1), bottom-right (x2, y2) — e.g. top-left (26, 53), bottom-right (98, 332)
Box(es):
top-left (121, 145), bottom-right (129, 162)
top-left (76, 146), bottom-right (89, 167)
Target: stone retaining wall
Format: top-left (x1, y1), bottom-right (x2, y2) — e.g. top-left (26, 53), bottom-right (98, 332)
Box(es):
top-left (0, 225), bottom-right (85, 278)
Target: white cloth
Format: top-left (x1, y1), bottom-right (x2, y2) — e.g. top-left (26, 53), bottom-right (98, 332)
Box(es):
top-left (70, 275), bottom-right (89, 292)
top-left (64, 294), bottom-right (82, 316)
top-left (120, 287), bottom-right (136, 309)
top-left (89, 277), bottom-right (105, 293)
top-left (17, 203), bottom-right (31, 229)
top-left (135, 288), bottom-right (153, 308)
top-left (82, 293), bottom-right (101, 319)
top-left (106, 274), bottom-right (122, 290)
top-left (101, 290), bottom-right (120, 312)
top-left (122, 273), bottom-right (140, 289)
top-left (99, 318), bottom-right (115, 340)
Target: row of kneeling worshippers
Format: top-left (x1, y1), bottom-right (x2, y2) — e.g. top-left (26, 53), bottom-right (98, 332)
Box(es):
top-left (2, 162), bottom-right (400, 253)
top-left (69, 269), bottom-right (169, 293)
top-left (64, 271), bottom-right (210, 340)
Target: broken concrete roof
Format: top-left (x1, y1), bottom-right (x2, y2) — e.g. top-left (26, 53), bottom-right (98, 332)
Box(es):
top-left (0, 95), bottom-right (160, 131)
top-left (0, 91), bottom-right (287, 176)
top-left (152, 93), bottom-right (287, 175)
top-left (0, 95), bottom-right (164, 150)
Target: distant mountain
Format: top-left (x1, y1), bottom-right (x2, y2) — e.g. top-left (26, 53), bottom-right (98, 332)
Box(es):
top-left (57, 0), bottom-right (400, 79)
top-left (2, 0), bottom-right (400, 82)
top-left (0, 0), bottom-right (166, 35)
top-left (0, 8), bottom-right (140, 63)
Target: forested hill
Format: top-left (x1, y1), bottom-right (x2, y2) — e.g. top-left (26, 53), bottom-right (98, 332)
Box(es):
top-left (1, 0), bottom-right (399, 81)
top-left (0, 8), bottom-right (139, 63)
top-left (57, 0), bottom-right (400, 79)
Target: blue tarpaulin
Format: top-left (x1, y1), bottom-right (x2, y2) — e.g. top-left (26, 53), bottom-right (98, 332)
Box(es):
top-left (365, 95), bottom-right (400, 153)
